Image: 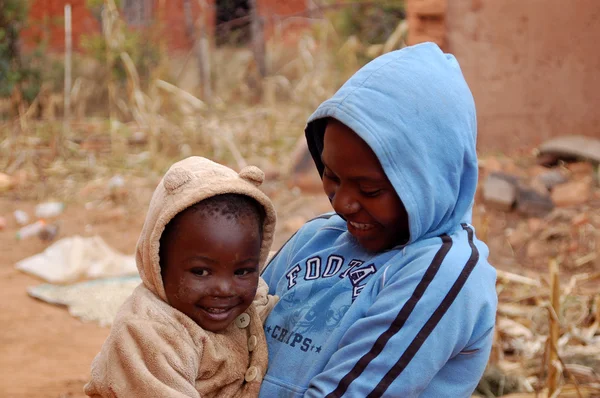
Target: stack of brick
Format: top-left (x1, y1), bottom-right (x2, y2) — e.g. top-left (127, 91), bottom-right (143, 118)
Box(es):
top-left (406, 0), bottom-right (447, 49)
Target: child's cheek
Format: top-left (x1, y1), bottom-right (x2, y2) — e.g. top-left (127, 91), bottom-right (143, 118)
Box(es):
top-left (240, 278), bottom-right (259, 303)
top-left (176, 275), bottom-right (204, 302)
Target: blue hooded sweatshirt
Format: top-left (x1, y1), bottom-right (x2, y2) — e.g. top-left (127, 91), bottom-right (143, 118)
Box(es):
top-left (259, 42), bottom-right (497, 398)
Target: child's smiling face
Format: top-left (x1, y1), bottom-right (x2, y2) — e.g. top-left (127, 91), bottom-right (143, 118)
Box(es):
top-left (321, 119), bottom-right (409, 252)
top-left (160, 206), bottom-right (262, 332)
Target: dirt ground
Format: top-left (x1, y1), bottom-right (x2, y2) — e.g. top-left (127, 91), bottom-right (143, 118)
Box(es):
top-left (0, 198), bottom-right (146, 397)
top-left (0, 163), bottom-right (598, 397)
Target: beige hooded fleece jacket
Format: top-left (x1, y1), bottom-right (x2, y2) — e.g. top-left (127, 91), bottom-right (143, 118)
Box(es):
top-left (84, 156), bottom-right (277, 398)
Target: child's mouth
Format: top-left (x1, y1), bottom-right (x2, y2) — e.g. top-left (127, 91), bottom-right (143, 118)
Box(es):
top-left (347, 220), bottom-right (379, 243)
top-left (198, 306), bottom-right (235, 321)
top-left (204, 307), bottom-right (230, 314)
top-left (348, 221), bottom-right (375, 231)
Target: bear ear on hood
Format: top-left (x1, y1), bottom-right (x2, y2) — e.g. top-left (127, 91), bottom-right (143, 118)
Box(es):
top-left (238, 166), bottom-right (264, 187)
top-left (163, 167), bottom-right (193, 193)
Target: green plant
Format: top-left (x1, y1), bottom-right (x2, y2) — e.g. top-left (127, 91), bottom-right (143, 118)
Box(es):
top-left (80, 30), bottom-right (161, 86)
top-left (0, 0), bottom-right (43, 102)
top-left (330, 1), bottom-right (405, 45)
top-left (81, 0), bottom-right (163, 90)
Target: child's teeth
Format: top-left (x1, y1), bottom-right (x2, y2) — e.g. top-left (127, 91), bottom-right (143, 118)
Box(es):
top-left (350, 221), bottom-right (373, 230)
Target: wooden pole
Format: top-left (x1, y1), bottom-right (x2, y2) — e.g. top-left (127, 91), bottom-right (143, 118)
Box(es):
top-left (183, 0), bottom-right (194, 38)
top-left (158, 0), bottom-right (166, 52)
top-left (63, 4), bottom-right (72, 149)
top-left (103, 0), bottom-right (117, 148)
top-left (249, 0), bottom-right (266, 77)
top-left (195, 0), bottom-right (212, 103)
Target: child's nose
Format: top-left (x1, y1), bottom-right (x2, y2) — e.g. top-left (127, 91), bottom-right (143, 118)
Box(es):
top-left (331, 187), bottom-right (360, 216)
top-left (211, 277), bottom-right (234, 296)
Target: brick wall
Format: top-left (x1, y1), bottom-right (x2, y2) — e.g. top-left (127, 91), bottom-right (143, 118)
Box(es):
top-left (21, 0), bottom-right (308, 53)
top-left (22, 0), bottom-right (100, 51)
top-left (160, 1), bottom-right (207, 52)
top-left (257, 0), bottom-right (309, 41)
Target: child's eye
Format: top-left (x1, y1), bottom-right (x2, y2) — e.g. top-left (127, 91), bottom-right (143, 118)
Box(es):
top-left (235, 267), bottom-right (257, 276)
top-left (323, 169), bottom-right (339, 183)
top-left (191, 268), bottom-right (209, 276)
top-left (360, 189), bottom-right (382, 197)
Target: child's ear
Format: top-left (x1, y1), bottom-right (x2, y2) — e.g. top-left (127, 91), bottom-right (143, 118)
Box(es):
top-left (238, 166), bottom-right (264, 187)
top-left (163, 167), bottom-right (192, 193)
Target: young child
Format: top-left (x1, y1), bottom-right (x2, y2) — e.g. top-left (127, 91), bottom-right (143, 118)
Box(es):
top-left (259, 42), bottom-right (498, 397)
top-left (84, 156), bottom-right (277, 398)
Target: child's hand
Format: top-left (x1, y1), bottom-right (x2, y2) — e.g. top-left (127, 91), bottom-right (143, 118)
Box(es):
top-left (254, 277), bottom-right (279, 323)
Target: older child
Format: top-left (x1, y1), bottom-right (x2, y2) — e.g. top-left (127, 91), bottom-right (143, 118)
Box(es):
top-left (260, 42), bottom-right (497, 397)
top-left (85, 156), bottom-right (277, 398)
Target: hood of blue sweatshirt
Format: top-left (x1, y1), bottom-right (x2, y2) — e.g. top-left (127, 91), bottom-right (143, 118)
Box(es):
top-left (305, 42), bottom-right (478, 244)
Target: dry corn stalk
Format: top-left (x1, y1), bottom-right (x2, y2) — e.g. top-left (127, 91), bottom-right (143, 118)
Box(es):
top-left (102, 0), bottom-right (123, 148)
top-left (119, 52), bottom-right (161, 160)
top-left (497, 269), bottom-right (542, 287)
top-left (547, 259), bottom-right (561, 395)
top-left (382, 20), bottom-right (408, 53)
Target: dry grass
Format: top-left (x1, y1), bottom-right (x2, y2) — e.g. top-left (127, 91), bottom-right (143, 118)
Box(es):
top-left (481, 265), bottom-right (600, 397)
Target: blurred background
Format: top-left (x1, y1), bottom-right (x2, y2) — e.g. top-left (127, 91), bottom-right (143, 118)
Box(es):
top-left (1, 1), bottom-right (599, 397)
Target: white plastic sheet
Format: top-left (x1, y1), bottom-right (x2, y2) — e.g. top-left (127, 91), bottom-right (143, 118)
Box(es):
top-left (15, 235), bottom-right (138, 283)
top-left (28, 276), bottom-right (141, 326)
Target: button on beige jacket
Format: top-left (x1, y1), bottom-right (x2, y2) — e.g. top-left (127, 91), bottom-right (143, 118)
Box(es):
top-left (84, 157), bottom-right (278, 398)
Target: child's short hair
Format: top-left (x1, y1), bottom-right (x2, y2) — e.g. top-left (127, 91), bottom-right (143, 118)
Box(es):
top-left (158, 193), bottom-right (265, 270)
